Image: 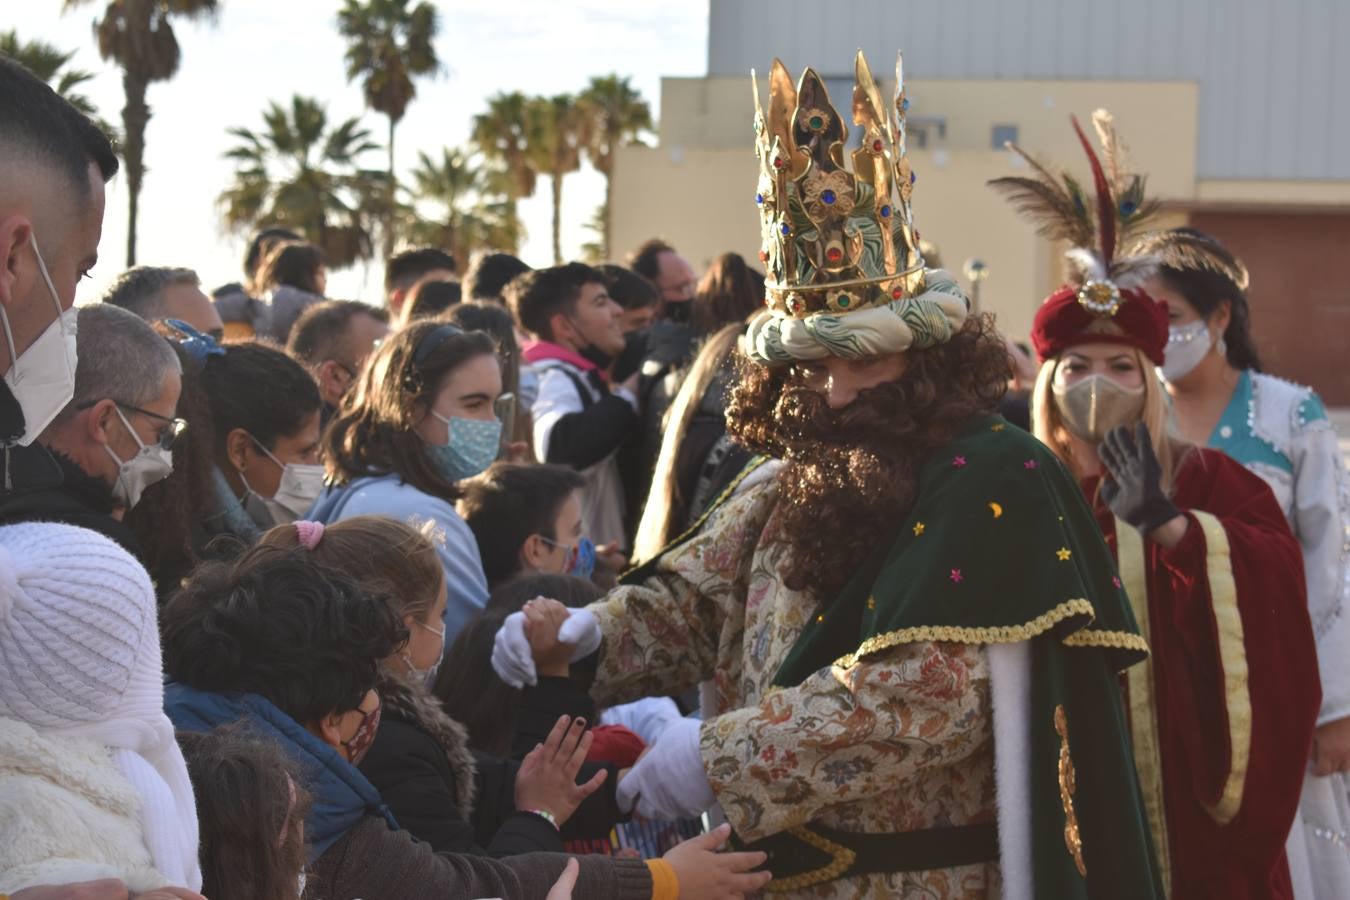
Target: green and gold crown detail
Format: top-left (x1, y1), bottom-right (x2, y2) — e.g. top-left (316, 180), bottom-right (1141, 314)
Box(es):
top-left (753, 51), bottom-right (926, 319)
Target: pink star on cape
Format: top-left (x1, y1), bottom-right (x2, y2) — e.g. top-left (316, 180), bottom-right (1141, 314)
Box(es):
top-left (949, 569), bottom-right (964, 583)
top-left (952, 456), bottom-right (967, 468)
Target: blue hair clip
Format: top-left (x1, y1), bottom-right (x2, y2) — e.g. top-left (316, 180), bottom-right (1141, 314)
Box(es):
top-left (165, 319), bottom-right (226, 363)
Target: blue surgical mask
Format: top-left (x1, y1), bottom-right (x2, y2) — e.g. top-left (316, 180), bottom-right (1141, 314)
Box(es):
top-left (569, 536), bottom-right (597, 579)
top-left (427, 411), bottom-right (501, 482)
top-left (540, 534), bottom-right (598, 579)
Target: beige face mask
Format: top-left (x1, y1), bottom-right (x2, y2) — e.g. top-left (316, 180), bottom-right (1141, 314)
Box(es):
top-left (1052, 373), bottom-right (1145, 444)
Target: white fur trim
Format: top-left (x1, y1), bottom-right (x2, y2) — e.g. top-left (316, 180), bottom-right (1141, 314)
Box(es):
top-left (988, 641), bottom-right (1034, 900)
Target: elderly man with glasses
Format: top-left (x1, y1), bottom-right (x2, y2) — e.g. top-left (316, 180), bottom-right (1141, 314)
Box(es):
top-left (0, 303), bottom-right (183, 565)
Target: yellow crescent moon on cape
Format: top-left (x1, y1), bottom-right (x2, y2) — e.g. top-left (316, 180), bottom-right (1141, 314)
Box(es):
top-left (989, 502), bottom-right (1003, 519)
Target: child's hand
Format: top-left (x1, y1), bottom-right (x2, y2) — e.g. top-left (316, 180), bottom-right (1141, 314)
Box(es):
top-left (515, 715), bottom-right (607, 830)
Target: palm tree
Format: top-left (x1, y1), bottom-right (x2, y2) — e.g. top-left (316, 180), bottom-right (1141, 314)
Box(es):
top-left (63, 0), bottom-right (219, 267)
top-left (403, 147), bottom-right (523, 262)
top-left (472, 91), bottom-right (541, 202)
top-left (218, 95), bottom-right (387, 269)
top-left (525, 94), bottom-right (586, 265)
top-left (336, 0), bottom-right (440, 256)
top-left (578, 75), bottom-right (652, 260)
top-left (0, 30), bottom-right (106, 129)
top-left (578, 204), bottom-right (606, 264)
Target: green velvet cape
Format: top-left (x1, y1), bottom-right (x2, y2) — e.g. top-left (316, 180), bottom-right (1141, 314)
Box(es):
top-left (639, 414), bottom-right (1164, 897)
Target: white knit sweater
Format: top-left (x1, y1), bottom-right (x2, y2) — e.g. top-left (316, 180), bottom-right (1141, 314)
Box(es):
top-left (0, 716), bottom-right (170, 893)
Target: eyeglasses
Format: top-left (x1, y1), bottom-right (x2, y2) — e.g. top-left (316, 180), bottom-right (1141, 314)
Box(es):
top-left (76, 400), bottom-right (188, 450)
top-left (539, 535), bottom-right (580, 569)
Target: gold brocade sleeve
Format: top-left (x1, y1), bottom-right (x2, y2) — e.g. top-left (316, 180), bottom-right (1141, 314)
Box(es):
top-left (700, 641), bottom-right (993, 842)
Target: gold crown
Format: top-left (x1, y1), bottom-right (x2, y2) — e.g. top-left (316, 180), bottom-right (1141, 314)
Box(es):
top-left (753, 51), bottom-right (926, 319)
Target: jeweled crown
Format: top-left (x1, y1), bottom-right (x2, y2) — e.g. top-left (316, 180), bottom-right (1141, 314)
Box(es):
top-left (753, 51), bottom-right (926, 319)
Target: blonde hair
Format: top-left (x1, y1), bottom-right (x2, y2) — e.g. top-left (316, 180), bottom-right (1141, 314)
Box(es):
top-left (1031, 345), bottom-right (1187, 494)
top-left (632, 323), bottom-right (743, 563)
top-left (260, 516), bottom-right (443, 623)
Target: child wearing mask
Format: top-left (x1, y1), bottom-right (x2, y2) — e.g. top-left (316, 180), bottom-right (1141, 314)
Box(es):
top-left (310, 321), bottom-right (502, 639)
top-left (260, 517), bottom-right (629, 857)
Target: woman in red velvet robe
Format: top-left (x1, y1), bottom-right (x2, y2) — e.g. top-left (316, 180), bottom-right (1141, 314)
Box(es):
top-left (1027, 283), bottom-right (1320, 899)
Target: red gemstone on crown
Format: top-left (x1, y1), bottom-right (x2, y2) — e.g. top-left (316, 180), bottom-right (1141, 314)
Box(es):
top-left (826, 247), bottom-right (843, 263)
top-left (891, 287), bottom-right (904, 300)
top-left (872, 140), bottom-right (884, 153)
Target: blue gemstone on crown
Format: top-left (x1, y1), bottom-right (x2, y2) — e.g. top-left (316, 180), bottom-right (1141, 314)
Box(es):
top-left (756, 193), bottom-right (764, 205)
top-left (910, 170), bottom-right (917, 185)
top-left (822, 190), bottom-right (836, 205)
top-left (880, 205), bottom-right (892, 217)
top-left (781, 223), bottom-right (791, 235)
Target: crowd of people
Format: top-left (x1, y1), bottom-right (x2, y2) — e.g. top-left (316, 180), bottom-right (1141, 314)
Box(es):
top-left (1, 44), bottom-right (1347, 900)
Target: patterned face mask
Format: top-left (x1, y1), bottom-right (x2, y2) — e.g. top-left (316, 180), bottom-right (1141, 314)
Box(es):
top-left (341, 699), bottom-right (382, 766)
top-left (426, 411), bottom-right (502, 482)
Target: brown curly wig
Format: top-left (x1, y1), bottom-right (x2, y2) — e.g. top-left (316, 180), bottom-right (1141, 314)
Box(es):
top-left (725, 314), bottom-right (1009, 600)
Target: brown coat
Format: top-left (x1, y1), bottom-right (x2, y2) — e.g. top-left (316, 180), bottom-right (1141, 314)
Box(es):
top-left (305, 816), bottom-right (653, 900)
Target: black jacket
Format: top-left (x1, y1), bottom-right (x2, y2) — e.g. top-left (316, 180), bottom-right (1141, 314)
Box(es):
top-left (360, 671), bottom-right (622, 858)
top-left (0, 444), bottom-right (146, 563)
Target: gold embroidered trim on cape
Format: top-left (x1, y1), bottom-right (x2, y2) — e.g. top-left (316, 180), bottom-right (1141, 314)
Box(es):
top-left (763, 826), bottom-right (858, 893)
top-left (1062, 628), bottom-right (1150, 656)
top-left (835, 598), bottom-right (1095, 669)
top-left (1055, 704), bottom-right (1087, 877)
top-left (1194, 510), bottom-right (1251, 826)
top-left (1118, 517), bottom-right (1172, 896)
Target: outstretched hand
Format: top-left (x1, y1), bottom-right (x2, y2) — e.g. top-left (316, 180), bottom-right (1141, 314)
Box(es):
top-left (1097, 423), bottom-right (1182, 536)
top-left (516, 715), bottom-right (608, 830)
top-left (663, 824), bottom-right (773, 898)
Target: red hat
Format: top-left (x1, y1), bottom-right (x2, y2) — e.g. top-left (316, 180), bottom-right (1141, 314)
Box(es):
top-left (1031, 282), bottom-right (1169, 365)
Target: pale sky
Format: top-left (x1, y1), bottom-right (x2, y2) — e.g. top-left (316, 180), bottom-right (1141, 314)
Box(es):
top-left (13, 0), bottom-right (709, 305)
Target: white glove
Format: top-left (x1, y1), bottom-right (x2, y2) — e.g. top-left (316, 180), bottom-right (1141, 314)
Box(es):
top-left (491, 605), bottom-right (602, 689)
top-left (616, 717), bottom-right (716, 820)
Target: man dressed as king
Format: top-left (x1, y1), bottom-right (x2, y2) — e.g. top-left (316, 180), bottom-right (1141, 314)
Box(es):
top-left (494, 51), bottom-right (1165, 899)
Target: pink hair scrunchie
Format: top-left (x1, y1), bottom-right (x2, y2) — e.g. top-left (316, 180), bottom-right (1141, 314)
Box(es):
top-left (294, 520), bottom-right (325, 550)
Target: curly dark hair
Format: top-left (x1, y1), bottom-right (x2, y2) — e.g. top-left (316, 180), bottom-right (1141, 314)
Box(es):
top-left (179, 725), bottom-right (310, 900)
top-left (726, 314), bottom-right (1009, 600)
top-left (162, 544), bottom-right (408, 726)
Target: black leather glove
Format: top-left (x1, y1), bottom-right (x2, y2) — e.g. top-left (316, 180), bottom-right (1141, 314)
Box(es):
top-left (1097, 422), bottom-right (1182, 534)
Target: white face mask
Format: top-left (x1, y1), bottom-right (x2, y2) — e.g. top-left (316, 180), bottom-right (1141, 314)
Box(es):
top-left (1159, 320), bottom-right (1212, 384)
top-left (241, 438), bottom-right (324, 525)
top-left (0, 233), bottom-right (78, 446)
top-left (104, 407), bottom-right (174, 510)
top-left (400, 618), bottom-right (446, 689)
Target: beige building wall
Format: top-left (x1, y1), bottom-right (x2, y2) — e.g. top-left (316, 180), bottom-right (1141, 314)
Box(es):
top-left (614, 76), bottom-right (1203, 340)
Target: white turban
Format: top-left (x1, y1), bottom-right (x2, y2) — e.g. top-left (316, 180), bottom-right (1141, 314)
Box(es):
top-left (746, 268), bottom-right (970, 364)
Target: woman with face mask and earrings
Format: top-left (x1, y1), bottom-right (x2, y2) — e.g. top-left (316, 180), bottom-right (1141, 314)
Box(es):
top-left (258, 517), bottom-right (626, 860)
top-left (996, 111), bottom-right (1321, 900)
top-left (190, 330), bottom-right (324, 545)
top-left (1130, 227), bottom-right (1350, 900)
top-left (310, 321), bottom-right (501, 641)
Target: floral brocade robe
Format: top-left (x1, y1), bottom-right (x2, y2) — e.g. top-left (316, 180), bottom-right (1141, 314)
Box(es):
top-left (588, 472), bottom-right (1000, 899)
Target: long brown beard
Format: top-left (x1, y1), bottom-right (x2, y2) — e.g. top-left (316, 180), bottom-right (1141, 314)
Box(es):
top-left (726, 316), bottom-right (1009, 601)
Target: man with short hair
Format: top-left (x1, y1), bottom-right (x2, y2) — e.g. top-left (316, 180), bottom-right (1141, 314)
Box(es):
top-left (0, 304), bottom-right (181, 563)
top-left (464, 252), bottom-right (531, 303)
top-left (628, 238), bottom-right (697, 323)
top-left (101, 265), bottom-right (224, 339)
top-left (507, 263), bottom-right (637, 549)
top-left (0, 56), bottom-right (119, 459)
top-left (211, 226), bottom-right (301, 341)
top-left (458, 461), bottom-right (587, 589)
top-left (384, 247), bottom-right (457, 317)
top-left (286, 300), bottom-right (390, 426)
